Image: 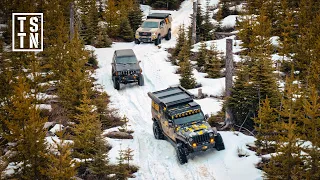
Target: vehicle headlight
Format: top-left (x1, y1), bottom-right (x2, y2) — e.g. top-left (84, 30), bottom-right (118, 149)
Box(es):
top-left (188, 137), bottom-right (193, 142)
top-left (209, 133), bottom-right (214, 137)
top-left (152, 32), bottom-right (157, 36)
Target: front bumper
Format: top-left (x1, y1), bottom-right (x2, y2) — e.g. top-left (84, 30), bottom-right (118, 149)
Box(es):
top-left (118, 75), bottom-right (139, 84)
top-left (136, 35), bottom-right (157, 42)
top-left (189, 142), bottom-right (215, 153)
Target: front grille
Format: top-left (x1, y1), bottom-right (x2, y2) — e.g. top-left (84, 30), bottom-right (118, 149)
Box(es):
top-left (193, 133), bottom-right (210, 143)
top-left (139, 32), bottom-right (151, 36)
top-left (120, 70), bottom-right (137, 75)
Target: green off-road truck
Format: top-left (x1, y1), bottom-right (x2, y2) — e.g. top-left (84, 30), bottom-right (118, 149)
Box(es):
top-left (148, 86), bottom-right (225, 164)
top-left (111, 49), bottom-right (144, 90)
top-left (135, 13), bottom-right (172, 45)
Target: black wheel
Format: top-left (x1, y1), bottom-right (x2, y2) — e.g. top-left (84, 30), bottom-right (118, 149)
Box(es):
top-left (176, 143), bottom-right (188, 165)
top-left (215, 133), bottom-right (225, 151)
top-left (165, 30), bottom-right (171, 40)
top-left (135, 38), bottom-right (140, 44)
top-left (138, 74), bottom-right (144, 86)
top-left (154, 35), bottom-right (161, 45)
top-left (153, 121), bottom-right (164, 140)
top-left (113, 77), bottom-right (120, 90)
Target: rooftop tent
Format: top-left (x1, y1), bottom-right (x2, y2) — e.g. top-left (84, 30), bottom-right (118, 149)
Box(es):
top-left (147, 13), bottom-right (171, 20)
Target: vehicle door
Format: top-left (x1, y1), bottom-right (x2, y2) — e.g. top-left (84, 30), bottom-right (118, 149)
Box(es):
top-left (112, 53), bottom-right (116, 76)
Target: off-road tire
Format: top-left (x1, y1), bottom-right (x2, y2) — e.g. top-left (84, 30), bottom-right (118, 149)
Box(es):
top-left (135, 38), bottom-right (140, 44)
top-left (176, 143), bottom-right (188, 164)
top-left (138, 74), bottom-right (144, 86)
top-left (215, 133), bottom-right (225, 151)
top-left (113, 77), bottom-right (120, 90)
top-left (165, 30), bottom-right (171, 40)
top-left (153, 121), bottom-right (164, 140)
top-left (155, 35), bottom-right (161, 45)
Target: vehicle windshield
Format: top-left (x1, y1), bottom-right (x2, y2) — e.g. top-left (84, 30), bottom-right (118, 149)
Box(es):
top-left (141, 21), bottom-right (159, 28)
top-left (173, 113), bottom-right (204, 125)
top-left (116, 56), bottom-right (137, 64)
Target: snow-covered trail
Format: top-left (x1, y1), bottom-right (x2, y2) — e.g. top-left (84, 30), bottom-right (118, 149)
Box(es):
top-left (93, 1), bottom-right (262, 179)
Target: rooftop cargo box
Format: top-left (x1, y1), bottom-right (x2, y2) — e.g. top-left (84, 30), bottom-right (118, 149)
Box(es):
top-left (148, 86), bottom-right (194, 108)
top-left (146, 13), bottom-right (171, 20)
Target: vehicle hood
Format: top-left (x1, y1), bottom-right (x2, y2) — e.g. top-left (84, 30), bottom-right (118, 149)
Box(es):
top-left (115, 63), bottom-right (140, 71)
top-left (136, 27), bottom-right (158, 33)
top-left (176, 121), bottom-right (213, 138)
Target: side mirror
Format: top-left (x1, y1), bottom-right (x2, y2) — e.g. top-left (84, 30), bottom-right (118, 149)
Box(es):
top-left (111, 63), bottom-right (114, 65)
top-left (205, 114), bottom-right (209, 120)
top-left (138, 60), bottom-right (141, 63)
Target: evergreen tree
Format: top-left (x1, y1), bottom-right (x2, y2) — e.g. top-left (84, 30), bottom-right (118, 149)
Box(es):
top-left (105, 0), bottom-right (121, 37)
top-left (72, 89), bottom-right (101, 164)
top-left (299, 86), bottom-right (320, 179)
top-left (78, 0), bottom-right (100, 45)
top-left (4, 75), bottom-right (48, 179)
top-left (119, 17), bottom-right (134, 42)
top-left (44, 131), bottom-right (77, 179)
top-left (179, 45), bottom-right (196, 89)
top-left (263, 76), bottom-right (304, 180)
top-left (205, 44), bottom-right (222, 78)
top-left (94, 27), bottom-right (112, 48)
top-left (201, 9), bottom-right (214, 41)
top-left (115, 148), bottom-right (130, 179)
top-left (127, 1), bottom-right (143, 32)
top-left (172, 25), bottom-right (186, 61)
top-left (195, 42), bottom-right (207, 69)
top-left (254, 97), bottom-right (278, 154)
top-left (122, 147), bottom-right (134, 169)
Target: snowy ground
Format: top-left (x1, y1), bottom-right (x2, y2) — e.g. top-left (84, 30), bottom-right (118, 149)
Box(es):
top-left (91, 0), bottom-right (263, 179)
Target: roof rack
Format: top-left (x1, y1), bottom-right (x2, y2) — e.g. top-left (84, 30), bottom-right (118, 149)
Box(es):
top-left (147, 13), bottom-right (171, 20)
top-left (148, 86), bottom-right (194, 108)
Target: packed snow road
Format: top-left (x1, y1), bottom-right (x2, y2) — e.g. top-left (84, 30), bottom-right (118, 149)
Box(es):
top-left (92, 1), bottom-right (262, 179)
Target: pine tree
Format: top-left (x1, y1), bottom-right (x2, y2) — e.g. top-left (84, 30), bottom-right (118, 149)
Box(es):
top-left (201, 9), bottom-right (214, 41)
top-left (72, 89), bottom-right (101, 164)
top-left (105, 0), bottom-right (121, 37)
top-left (127, 2), bottom-right (143, 32)
top-left (4, 75), bottom-right (48, 179)
top-left (119, 17), bottom-right (134, 42)
top-left (122, 147), bottom-right (134, 169)
top-left (89, 134), bottom-right (110, 179)
top-left (263, 75), bottom-right (304, 180)
top-left (254, 97), bottom-right (278, 154)
top-left (195, 42), bottom-right (207, 69)
top-left (44, 131), bottom-right (77, 179)
top-left (172, 25), bottom-right (186, 61)
top-left (299, 86), bottom-right (320, 179)
top-left (205, 44), bottom-right (222, 78)
top-left (78, 0), bottom-right (100, 45)
top-left (179, 53), bottom-right (196, 89)
top-left (115, 148), bottom-right (130, 179)
top-left (94, 27), bottom-right (112, 48)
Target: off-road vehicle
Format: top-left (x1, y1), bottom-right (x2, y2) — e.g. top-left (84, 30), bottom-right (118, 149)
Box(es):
top-left (148, 86), bottom-right (225, 164)
top-left (135, 13), bottom-right (172, 45)
top-left (111, 49), bottom-right (144, 90)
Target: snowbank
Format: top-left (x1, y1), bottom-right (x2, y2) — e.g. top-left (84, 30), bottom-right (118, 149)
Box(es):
top-left (220, 15), bottom-right (239, 28)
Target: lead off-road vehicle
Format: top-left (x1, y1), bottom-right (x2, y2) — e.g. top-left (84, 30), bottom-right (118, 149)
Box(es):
top-left (111, 49), bottom-right (144, 90)
top-left (148, 86), bottom-right (225, 164)
top-left (135, 13), bottom-right (172, 45)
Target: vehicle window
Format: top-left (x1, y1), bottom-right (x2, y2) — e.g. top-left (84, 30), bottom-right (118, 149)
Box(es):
top-left (115, 56), bottom-right (137, 64)
top-left (173, 113), bottom-right (204, 125)
top-left (141, 21), bottom-right (159, 28)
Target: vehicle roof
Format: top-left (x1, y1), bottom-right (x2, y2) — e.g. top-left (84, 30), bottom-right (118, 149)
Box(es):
top-left (147, 13), bottom-right (171, 19)
top-left (148, 86), bottom-right (194, 107)
top-left (115, 49), bottom-right (136, 57)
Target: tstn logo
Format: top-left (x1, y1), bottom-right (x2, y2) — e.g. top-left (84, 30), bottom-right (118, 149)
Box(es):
top-left (12, 13), bottom-right (43, 52)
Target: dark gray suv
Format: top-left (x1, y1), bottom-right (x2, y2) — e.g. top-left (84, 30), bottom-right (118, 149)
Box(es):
top-left (111, 49), bottom-right (144, 90)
